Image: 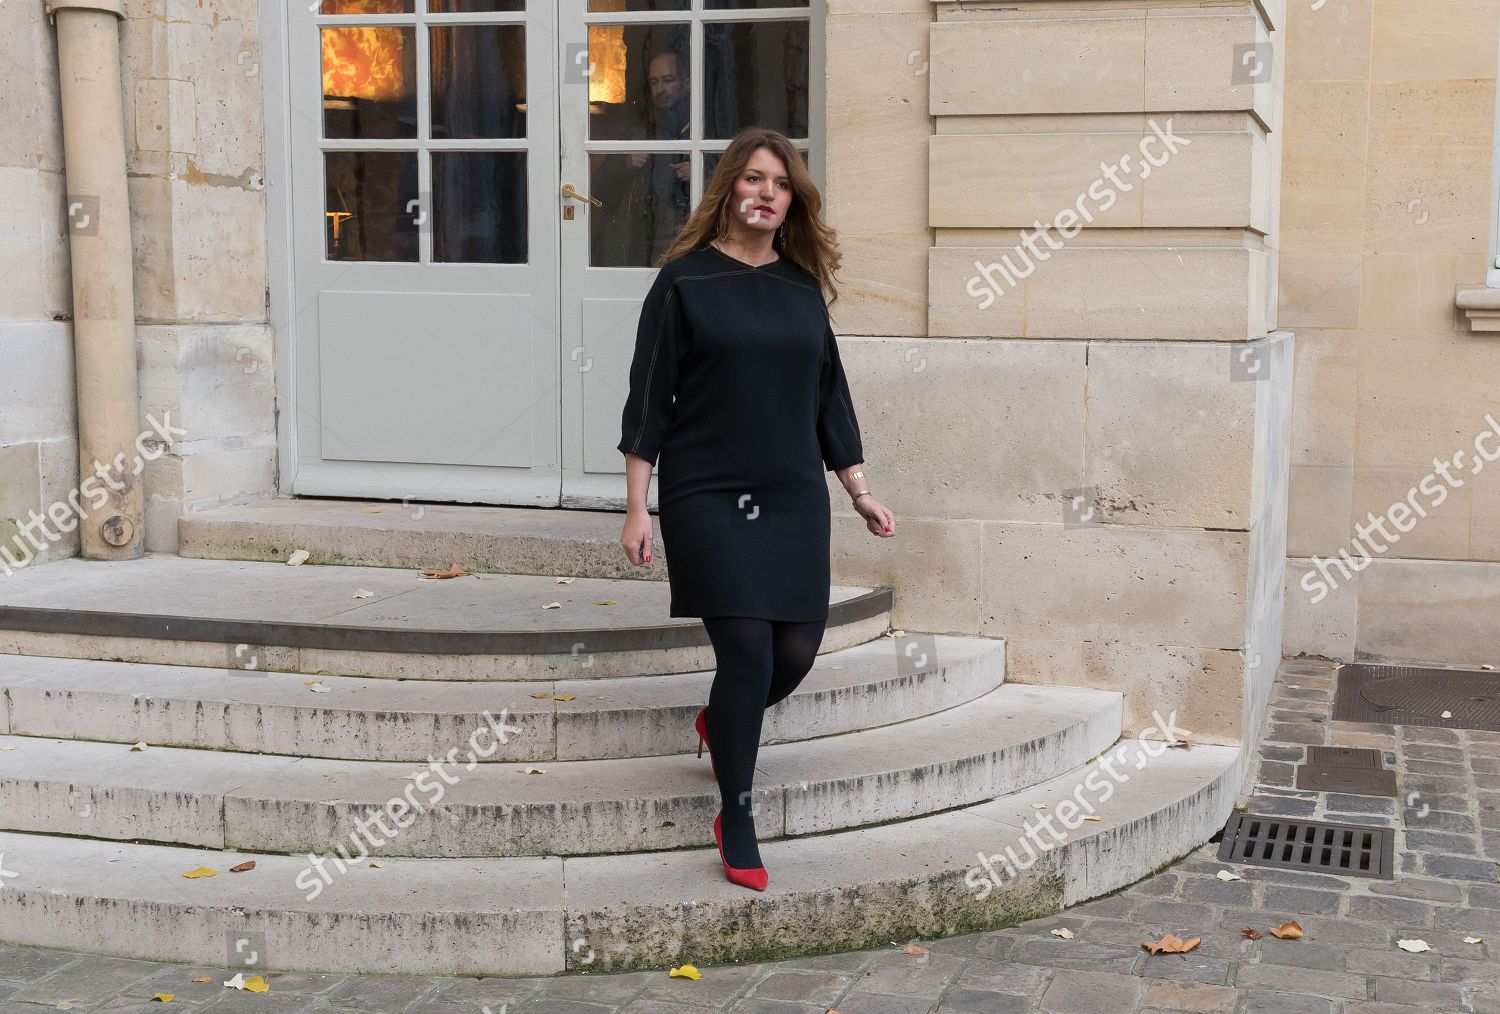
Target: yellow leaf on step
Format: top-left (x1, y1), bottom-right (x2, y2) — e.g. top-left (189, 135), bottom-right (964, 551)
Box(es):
top-left (668, 963), bottom-right (701, 980)
top-left (530, 691), bottom-right (553, 698)
top-left (243, 976), bottom-right (269, 993)
top-left (181, 866), bottom-right (217, 878)
top-left (593, 599), bottom-right (617, 606)
top-left (151, 993), bottom-right (174, 1002)
top-left (361, 507), bottom-right (382, 514)
top-left (551, 693), bottom-right (575, 702)
top-left (192, 977), bottom-right (212, 983)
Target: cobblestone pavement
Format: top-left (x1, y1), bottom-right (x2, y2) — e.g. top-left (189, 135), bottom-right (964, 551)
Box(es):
top-left (2, 657), bottom-right (1497, 1013)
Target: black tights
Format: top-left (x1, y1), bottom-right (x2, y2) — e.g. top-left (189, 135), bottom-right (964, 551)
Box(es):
top-left (701, 615), bottom-right (826, 870)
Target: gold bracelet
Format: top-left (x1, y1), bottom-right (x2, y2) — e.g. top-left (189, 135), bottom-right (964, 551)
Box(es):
top-left (852, 490), bottom-right (872, 503)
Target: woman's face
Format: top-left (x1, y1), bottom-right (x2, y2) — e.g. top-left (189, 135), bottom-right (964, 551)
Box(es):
top-left (727, 147), bottom-right (793, 235)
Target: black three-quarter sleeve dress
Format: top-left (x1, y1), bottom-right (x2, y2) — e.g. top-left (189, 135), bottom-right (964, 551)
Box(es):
top-left (617, 242), bottom-right (865, 622)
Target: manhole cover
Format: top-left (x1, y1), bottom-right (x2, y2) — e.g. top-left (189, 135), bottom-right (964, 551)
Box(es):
top-left (1332, 663), bottom-right (1500, 731)
top-left (1295, 746), bottom-right (1396, 796)
top-left (1217, 813), bottom-right (1393, 879)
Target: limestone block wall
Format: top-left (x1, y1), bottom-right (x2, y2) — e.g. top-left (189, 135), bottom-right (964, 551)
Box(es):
top-left (1278, 0), bottom-right (1500, 666)
top-left (0, 0), bottom-right (274, 572)
top-left (0, 5), bottom-right (79, 572)
top-left (826, 0), bottom-right (1291, 748)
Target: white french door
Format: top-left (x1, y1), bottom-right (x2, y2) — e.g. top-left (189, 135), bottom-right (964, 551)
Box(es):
top-left (278, 0), bottom-right (821, 508)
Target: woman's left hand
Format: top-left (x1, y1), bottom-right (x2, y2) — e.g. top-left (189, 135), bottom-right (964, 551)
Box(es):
top-left (852, 494), bottom-right (895, 538)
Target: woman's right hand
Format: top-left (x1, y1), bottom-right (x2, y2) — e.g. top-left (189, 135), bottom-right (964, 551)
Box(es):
top-left (621, 508), bottom-right (654, 566)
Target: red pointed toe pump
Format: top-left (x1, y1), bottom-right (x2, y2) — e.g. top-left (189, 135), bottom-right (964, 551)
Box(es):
top-left (694, 707), bottom-right (717, 779)
top-left (713, 808), bottom-right (768, 891)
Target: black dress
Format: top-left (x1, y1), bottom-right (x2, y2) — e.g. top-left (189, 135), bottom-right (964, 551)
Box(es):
top-left (617, 242), bottom-right (865, 622)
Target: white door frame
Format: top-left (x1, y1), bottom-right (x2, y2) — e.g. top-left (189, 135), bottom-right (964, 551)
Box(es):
top-left (262, 2), bottom-right (825, 510)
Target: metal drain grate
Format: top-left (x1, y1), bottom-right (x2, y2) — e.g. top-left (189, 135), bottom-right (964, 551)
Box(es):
top-left (1333, 663), bottom-right (1500, 731)
top-left (1217, 813), bottom-right (1393, 879)
top-left (1295, 746), bottom-right (1396, 796)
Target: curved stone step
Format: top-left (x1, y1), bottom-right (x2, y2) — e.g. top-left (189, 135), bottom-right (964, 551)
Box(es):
top-left (0, 554), bottom-right (891, 679)
top-left (179, 496), bottom-right (672, 581)
top-left (0, 740), bottom-right (1242, 976)
top-left (0, 683), bottom-right (1121, 857)
top-left (0, 636), bottom-right (1004, 762)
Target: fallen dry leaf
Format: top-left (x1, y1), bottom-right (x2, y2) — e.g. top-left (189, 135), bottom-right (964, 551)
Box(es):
top-left (192, 977), bottom-right (212, 983)
top-left (1049, 927), bottom-right (1075, 939)
top-left (522, 766), bottom-right (546, 774)
top-left (593, 599), bottom-right (617, 606)
top-left (361, 507), bottom-right (382, 514)
top-left (150, 994), bottom-right (173, 1003)
top-left (542, 601), bottom-right (562, 609)
top-left (223, 974), bottom-right (269, 993)
top-left (353, 588), bottom-right (373, 599)
top-left (902, 943), bottom-right (927, 955)
top-left (129, 742), bottom-right (148, 752)
top-left (1216, 870), bottom-right (1242, 882)
top-left (1464, 936), bottom-right (1484, 944)
top-left (1241, 927), bottom-right (1263, 939)
top-left (304, 680), bottom-right (330, 694)
top-left (1268, 920), bottom-right (1303, 940)
top-left (286, 549), bottom-right (310, 566)
top-left (1166, 738), bottom-right (1193, 749)
top-left (1082, 815), bottom-right (1102, 822)
top-left (369, 862), bottom-right (382, 868)
top-left (668, 963), bottom-right (701, 980)
top-left (181, 866), bottom-right (217, 879)
top-left (1141, 932), bottom-right (1200, 955)
top-left (229, 860), bottom-right (256, 873)
top-left (555, 576), bottom-right (576, 584)
top-left (1396, 938), bottom-right (1430, 953)
top-left (419, 564), bottom-right (470, 579)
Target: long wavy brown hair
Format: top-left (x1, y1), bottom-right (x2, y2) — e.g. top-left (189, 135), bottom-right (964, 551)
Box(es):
top-left (657, 127), bottom-right (843, 308)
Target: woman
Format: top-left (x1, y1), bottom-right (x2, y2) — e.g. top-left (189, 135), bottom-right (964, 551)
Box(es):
top-left (617, 127), bottom-right (896, 891)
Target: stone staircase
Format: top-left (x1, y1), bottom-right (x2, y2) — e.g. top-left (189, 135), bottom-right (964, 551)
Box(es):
top-left (0, 499), bottom-right (1244, 976)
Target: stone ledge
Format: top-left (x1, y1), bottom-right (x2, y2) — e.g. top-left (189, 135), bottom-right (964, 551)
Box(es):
top-left (1455, 285), bottom-right (1500, 333)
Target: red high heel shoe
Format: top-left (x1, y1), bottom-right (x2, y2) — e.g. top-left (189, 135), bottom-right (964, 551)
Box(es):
top-left (694, 707), bottom-right (717, 779)
top-left (713, 808), bottom-right (768, 891)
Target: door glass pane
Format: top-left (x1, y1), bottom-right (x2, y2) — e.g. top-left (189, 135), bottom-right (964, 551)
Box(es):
top-left (704, 20), bottom-right (808, 139)
top-left (429, 0), bottom-right (524, 10)
top-left (322, 26), bottom-right (417, 139)
top-left (704, 0), bottom-right (809, 7)
top-left (589, 151), bottom-right (690, 267)
top-left (325, 151), bottom-right (419, 262)
top-left (588, 1), bottom-right (688, 10)
top-left (586, 23), bottom-right (690, 141)
top-left (322, 0), bottom-right (414, 12)
top-left (432, 152), bottom-right (528, 263)
top-left (431, 25), bottom-right (526, 139)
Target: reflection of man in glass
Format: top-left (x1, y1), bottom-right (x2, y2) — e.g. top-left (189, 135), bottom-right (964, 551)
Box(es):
top-left (627, 49), bottom-right (691, 264)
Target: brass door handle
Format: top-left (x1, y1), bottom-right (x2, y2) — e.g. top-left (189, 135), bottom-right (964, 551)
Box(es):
top-left (561, 183), bottom-right (603, 207)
